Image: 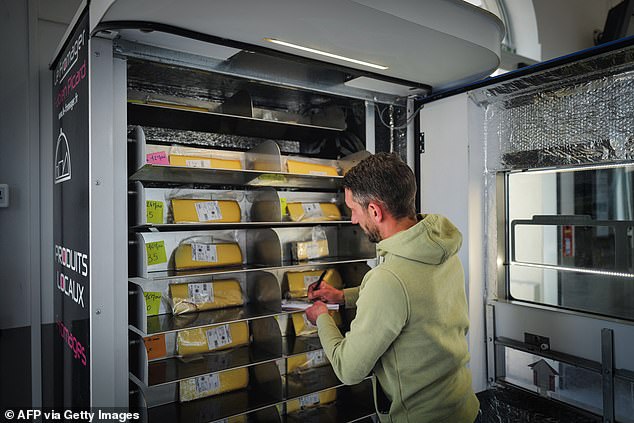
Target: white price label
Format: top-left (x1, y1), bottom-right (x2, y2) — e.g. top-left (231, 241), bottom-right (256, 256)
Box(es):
top-left (188, 283), bottom-right (214, 304)
top-left (206, 324), bottom-right (233, 350)
top-left (303, 275), bottom-right (321, 289)
top-left (194, 373), bottom-right (221, 394)
top-left (308, 170), bottom-right (327, 176)
top-left (301, 203), bottom-right (322, 218)
top-left (299, 392), bottom-right (320, 408)
top-left (307, 350), bottom-right (326, 366)
top-left (191, 243), bottom-right (218, 262)
top-left (306, 242), bottom-right (324, 259)
top-left (303, 313), bottom-right (317, 330)
top-left (185, 159), bottom-right (211, 168)
top-left (194, 201), bottom-right (223, 222)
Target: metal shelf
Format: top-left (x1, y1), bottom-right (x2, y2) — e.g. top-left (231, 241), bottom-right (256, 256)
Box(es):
top-left (143, 303), bottom-right (281, 336)
top-left (139, 257), bottom-right (374, 282)
top-left (133, 220), bottom-right (352, 231)
top-left (147, 345), bottom-right (281, 387)
top-left (130, 164), bottom-right (343, 189)
top-left (283, 337), bottom-right (324, 358)
top-left (286, 366), bottom-right (342, 400)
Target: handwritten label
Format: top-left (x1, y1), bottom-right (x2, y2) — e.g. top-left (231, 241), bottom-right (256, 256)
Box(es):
top-left (144, 291), bottom-right (162, 316)
top-left (206, 324), bottom-right (232, 350)
top-left (191, 243), bottom-right (218, 262)
top-left (188, 283), bottom-right (213, 304)
top-left (279, 197), bottom-right (288, 219)
top-left (195, 373), bottom-right (221, 394)
top-left (146, 200), bottom-right (164, 224)
top-left (146, 151), bottom-right (169, 165)
top-left (143, 334), bottom-right (166, 360)
top-left (194, 201), bottom-right (222, 222)
top-left (146, 241), bottom-right (167, 266)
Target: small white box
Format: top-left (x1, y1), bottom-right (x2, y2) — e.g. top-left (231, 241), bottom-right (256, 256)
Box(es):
top-left (0, 184), bottom-right (9, 207)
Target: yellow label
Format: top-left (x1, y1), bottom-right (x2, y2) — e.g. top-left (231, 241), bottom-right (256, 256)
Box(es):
top-left (144, 291), bottom-right (162, 316)
top-left (279, 197), bottom-right (287, 219)
top-left (146, 241), bottom-right (167, 266)
top-left (146, 200), bottom-right (164, 224)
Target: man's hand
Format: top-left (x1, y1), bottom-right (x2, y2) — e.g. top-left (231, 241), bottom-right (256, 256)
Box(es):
top-left (305, 301), bottom-right (329, 325)
top-left (308, 281), bottom-right (345, 304)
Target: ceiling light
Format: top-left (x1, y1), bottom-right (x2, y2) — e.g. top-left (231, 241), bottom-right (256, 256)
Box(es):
top-left (264, 38), bottom-right (388, 70)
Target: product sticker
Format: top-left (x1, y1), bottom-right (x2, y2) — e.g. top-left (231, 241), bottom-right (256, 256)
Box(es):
top-left (299, 392), bottom-right (320, 408)
top-left (143, 291), bottom-right (162, 315)
top-left (146, 241), bottom-right (167, 266)
top-left (146, 151), bottom-right (169, 165)
top-left (191, 243), bottom-right (218, 262)
top-left (194, 373), bottom-right (221, 394)
top-left (279, 197), bottom-right (288, 219)
top-left (308, 170), bottom-right (327, 176)
top-left (188, 283), bottom-right (214, 304)
top-left (146, 200), bottom-right (164, 224)
top-left (194, 201), bottom-right (223, 222)
top-left (143, 334), bottom-right (167, 360)
top-left (307, 350), bottom-right (326, 366)
top-left (206, 324), bottom-right (233, 350)
top-left (301, 203), bottom-right (322, 218)
top-left (185, 159), bottom-right (211, 169)
top-left (303, 275), bottom-right (321, 289)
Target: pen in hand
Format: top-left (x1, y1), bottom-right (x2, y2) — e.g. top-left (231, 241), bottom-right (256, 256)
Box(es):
top-left (311, 269), bottom-right (329, 300)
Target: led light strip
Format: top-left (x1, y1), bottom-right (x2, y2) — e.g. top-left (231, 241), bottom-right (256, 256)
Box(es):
top-left (264, 38), bottom-right (388, 70)
top-left (511, 261), bottom-right (634, 278)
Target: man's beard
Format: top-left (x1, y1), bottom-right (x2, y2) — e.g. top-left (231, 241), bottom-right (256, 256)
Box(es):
top-left (362, 223), bottom-right (382, 243)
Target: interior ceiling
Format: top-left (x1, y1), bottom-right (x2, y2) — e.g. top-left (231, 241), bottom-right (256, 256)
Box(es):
top-left (95, 0), bottom-right (504, 90)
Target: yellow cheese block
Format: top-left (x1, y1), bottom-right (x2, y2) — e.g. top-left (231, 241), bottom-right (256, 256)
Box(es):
top-left (286, 388), bottom-right (337, 413)
top-left (291, 239), bottom-right (329, 261)
top-left (171, 199), bottom-right (242, 223)
top-left (170, 279), bottom-right (244, 315)
top-left (179, 367), bottom-right (249, 402)
top-left (286, 160), bottom-right (339, 176)
top-left (287, 350), bottom-right (329, 373)
top-left (292, 311), bottom-right (341, 336)
top-left (287, 202), bottom-right (342, 222)
top-left (286, 269), bottom-right (343, 299)
top-left (169, 154), bottom-right (242, 170)
top-left (174, 243), bottom-right (243, 270)
top-left (177, 321), bottom-right (250, 356)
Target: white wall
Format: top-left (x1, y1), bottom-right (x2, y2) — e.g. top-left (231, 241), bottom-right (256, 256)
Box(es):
top-left (420, 93), bottom-right (487, 392)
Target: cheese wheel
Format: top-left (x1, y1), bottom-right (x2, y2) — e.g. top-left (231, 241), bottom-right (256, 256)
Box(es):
top-left (291, 239), bottom-right (329, 261)
top-left (179, 367), bottom-right (249, 402)
top-left (286, 160), bottom-right (338, 176)
top-left (286, 269), bottom-right (343, 299)
top-left (286, 202), bottom-right (342, 222)
top-left (292, 311), bottom-right (341, 336)
top-left (170, 279), bottom-right (244, 315)
top-left (177, 321), bottom-right (250, 356)
top-left (174, 242), bottom-right (242, 270)
top-left (287, 350), bottom-right (329, 373)
top-left (286, 388), bottom-right (337, 413)
top-left (171, 199), bottom-right (241, 223)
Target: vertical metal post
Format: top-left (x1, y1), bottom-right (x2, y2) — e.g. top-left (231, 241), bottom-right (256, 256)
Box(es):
top-left (406, 98), bottom-right (415, 171)
top-left (485, 304), bottom-right (498, 385)
top-left (364, 101), bottom-right (375, 154)
top-left (601, 328), bottom-right (614, 423)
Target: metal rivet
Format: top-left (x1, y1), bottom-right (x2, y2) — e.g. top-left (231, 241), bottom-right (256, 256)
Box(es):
top-left (96, 309), bottom-right (101, 315)
top-left (95, 179), bottom-right (101, 185)
top-left (94, 51), bottom-right (100, 57)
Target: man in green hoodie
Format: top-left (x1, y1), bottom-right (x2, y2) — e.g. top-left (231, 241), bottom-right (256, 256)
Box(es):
top-left (306, 153), bottom-right (480, 423)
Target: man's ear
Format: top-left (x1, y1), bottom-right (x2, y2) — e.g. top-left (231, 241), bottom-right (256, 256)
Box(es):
top-left (367, 202), bottom-right (384, 223)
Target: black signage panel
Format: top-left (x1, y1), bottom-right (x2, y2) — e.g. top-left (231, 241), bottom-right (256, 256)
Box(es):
top-left (51, 10), bottom-right (90, 407)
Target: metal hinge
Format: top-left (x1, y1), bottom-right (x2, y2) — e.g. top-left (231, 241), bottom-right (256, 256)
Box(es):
top-left (418, 132), bottom-right (425, 154)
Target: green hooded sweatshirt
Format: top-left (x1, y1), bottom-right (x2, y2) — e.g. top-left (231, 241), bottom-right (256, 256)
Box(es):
top-left (316, 214), bottom-right (479, 423)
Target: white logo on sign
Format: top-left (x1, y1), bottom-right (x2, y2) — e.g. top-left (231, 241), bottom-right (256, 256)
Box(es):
top-left (54, 128), bottom-right (72, 184)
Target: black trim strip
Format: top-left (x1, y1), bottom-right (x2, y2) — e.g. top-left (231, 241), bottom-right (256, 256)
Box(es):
top-left (422, 35), bottom-right (634, 104)
top-left (93, 20), bottom-right (432, 92)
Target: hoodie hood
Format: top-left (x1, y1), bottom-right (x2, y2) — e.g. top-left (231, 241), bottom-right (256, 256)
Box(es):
top-left (377, 214), bottom-right (463, 265)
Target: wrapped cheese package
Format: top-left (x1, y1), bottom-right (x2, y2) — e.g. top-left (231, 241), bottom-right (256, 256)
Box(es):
top-left (179, 367), bottom-right (249, 402)
top-left (286, 159), bottom-right (338, 176)
top-left (291, 239), bottom-right (329, 261)
top-left (286, 269), bottom-right (343, 299)
top-left (286, 388), bottom-right (337, 413)
top-left (286, 202), bottom-right (342, 222)
top-left (174, 242), bottom-right (242, 270)
top-left (169, 154), bottom-right (242, 170)
top-left (292, 311), bottom-right (341, 336)
top-left (177, 321), bottom-right (249, 356)
top-left (169, 279), bottom-right (244, 315)
top-left (287, 349), bottom-right (330, 373)
top-left (171, 199), bottom-right (241, 223)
